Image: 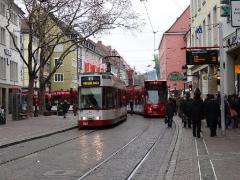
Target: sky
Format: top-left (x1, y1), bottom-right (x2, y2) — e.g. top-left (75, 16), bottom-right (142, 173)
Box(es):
top-left (94, 0), bottom-right (190, 73)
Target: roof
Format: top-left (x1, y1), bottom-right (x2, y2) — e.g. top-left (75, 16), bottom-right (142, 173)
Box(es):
top-left (158, 6), bottom-right (190, 49)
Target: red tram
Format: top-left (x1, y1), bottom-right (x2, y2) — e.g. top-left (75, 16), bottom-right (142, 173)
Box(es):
top-left (127, 80), bottom-right (168, 117)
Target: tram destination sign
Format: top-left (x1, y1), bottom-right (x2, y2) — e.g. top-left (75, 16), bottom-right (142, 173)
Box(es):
top-left (81, 76), bottom-right (100, 86)
top-left (186, 50), bottom-right (219, 65)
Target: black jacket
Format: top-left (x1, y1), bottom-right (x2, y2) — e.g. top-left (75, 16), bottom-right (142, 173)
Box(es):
top-left (205, 99), bottom-right (220, 121)
top-left (166, 101), bottom-right (175, 118)
top-left (191, 97), bottom-right (204, 122)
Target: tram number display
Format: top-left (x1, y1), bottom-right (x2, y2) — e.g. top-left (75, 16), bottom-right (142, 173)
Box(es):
top-left (186, 50), bottom-right (219, 65)
top-left (145, 81), bottom-right (166, 87)
top-left (81, 76), bottom-right (100, 86)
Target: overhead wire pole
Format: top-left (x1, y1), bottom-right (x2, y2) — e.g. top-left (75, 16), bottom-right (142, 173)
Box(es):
top-left (140, 0), bottom-right (157, 66)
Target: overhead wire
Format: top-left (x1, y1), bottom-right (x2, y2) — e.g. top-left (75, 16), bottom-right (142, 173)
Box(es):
top-left (142, 0), bottom-right (155, 33)
top-left (171, 0), bottom-right (184, 11)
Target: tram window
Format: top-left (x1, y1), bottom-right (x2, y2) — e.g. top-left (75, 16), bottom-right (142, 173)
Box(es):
top-left (79, 88), bottom-right (102, 109)
top-left (146, 90), bottom-right (159, 104)
top-left (103, 87), bottom-right (114, 108)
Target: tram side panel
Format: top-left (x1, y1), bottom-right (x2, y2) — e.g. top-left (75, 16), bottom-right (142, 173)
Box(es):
top-left (78, 107), bottom-right (126, 127)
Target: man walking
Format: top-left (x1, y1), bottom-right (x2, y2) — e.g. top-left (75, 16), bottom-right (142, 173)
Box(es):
top-left (62, 100), bottom-right (69, 118)
top-left (166, 98), bottom-right (175, 128)
top-left (191, 88), bottom-right (204, 138)
top-left (205, 95), bottom-right (220, 137)
top-left (182, 92), bottom-right (193, 128)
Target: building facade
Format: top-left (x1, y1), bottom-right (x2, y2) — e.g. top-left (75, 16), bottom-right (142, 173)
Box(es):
top-left (158, 6), bottom-right (190, 97)
top-left (51, 38), bottom-right (104, 91)
top-left (0, 0), bottom-right (24, 113)
top-left (221, 2), bottom-right (240, 95)
top-left (189, 0), bottom-right (220, 96)
top-left (96, 41), bottom-right (132, 86)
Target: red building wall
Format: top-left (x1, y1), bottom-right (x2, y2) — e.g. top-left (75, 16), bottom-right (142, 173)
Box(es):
top-left (158, 6), bottom-right (190, 91)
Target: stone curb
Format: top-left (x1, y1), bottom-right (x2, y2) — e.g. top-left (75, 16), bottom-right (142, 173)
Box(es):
top-left (0, 125), bottom-right (78, 149)
top-left (165, 117), bottom-right (182, 180)
top-left (158, 116), bottom-right (181, 180)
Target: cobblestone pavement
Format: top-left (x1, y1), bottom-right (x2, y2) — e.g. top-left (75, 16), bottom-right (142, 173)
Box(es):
top-left (0, 113), bottom-right (240, 180)
top-left (0, 113), bottom-right (78, 147)
top-left (173, 116), bottom-right (240, 180)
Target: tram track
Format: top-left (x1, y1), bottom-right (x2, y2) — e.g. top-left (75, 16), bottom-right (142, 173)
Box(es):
top-left (0, 130), bottom-right (96, 166)
top-left (77, 121), bottom-right (152, 180)
top-left (77, 120), bottom-right (171, 180)
top-left (125, 127), bottom-right (167, 180)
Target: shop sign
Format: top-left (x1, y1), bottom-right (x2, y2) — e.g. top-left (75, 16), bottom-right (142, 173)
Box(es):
top-left (186, 50), bottom-right (219, 65)
top-left (231, 0), bottom-right (240, 27)
top-left (168, 72), bottom-right (184, 81)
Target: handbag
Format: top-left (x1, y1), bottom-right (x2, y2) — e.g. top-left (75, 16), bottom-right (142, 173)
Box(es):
top-left (230, 108), bottom-right (238, 117)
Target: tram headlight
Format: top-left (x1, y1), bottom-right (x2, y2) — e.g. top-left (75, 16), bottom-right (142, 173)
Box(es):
top-left (95, 116), bottom-right (100, 120)
top-left (82, 116), bottom-right (86, 120)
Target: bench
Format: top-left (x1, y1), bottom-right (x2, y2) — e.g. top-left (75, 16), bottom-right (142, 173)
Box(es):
top-left (19, 113), bottom-right (28, 119)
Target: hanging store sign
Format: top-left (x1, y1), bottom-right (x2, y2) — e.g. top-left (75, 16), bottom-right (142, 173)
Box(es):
top-left (168, 72), bottom-right (184, 81)
top-left (186, 50), bottom-right (219, 65)
top-left (231, 0), bottom-right (240, 27)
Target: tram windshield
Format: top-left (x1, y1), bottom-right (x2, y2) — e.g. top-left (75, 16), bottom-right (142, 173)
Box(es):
top-left (146, 88), bottom-right (167, 104)
top-left (79, 87), bottom-right (102, 109)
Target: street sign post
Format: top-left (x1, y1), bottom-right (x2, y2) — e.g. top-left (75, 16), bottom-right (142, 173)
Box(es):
top-left (219, 22), bottom-right (226, 136)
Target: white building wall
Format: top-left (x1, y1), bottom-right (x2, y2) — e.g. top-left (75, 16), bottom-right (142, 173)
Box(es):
top-left (0, 0), bottom-right (23, 87)
top-left (190, 0), bottom-right (219, 96)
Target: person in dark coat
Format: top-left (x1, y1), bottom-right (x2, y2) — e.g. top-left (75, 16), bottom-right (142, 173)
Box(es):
top-left (166, 98), bottom-right (176, 128)
top-left (129, 99), bottom-right (134, 115)
top-left (62, 100), bottom-right (69, 118)
top-left (205, 95), bottom-right (220, 137)
top-left (204, 94), bottom-right (211, 128)
top-left (191, 88), bottom-right (204, 138)
top-left (182, 92), bottom-right (193, 128)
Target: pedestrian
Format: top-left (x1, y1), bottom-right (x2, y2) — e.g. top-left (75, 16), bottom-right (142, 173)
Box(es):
top-left (204, 94), bottom-right (211, 128)
top-left (62, 100), bottom-right (69, 118)
top-left (0, 105), bottom-right (6, 124)
top-left (190, 88), bottom-right (204, 138)
top-left (73, 103), bottom-right (78, 116)
top-left (46, 101), bottom-right (52, 111)
top-left (166, 98), bottom-right (175, 128)
top-left (182, 92), bottom-right (193, 128)
top-left (215, 92), bottom-right (221, 128)
top-left (129, 99), bottom-right (134, 115)
top-left (205, 94), bottom-right (220, 137)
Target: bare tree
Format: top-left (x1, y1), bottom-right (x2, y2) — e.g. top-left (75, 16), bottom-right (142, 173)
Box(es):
top-left (6, 0), bottom-right (143, 116)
